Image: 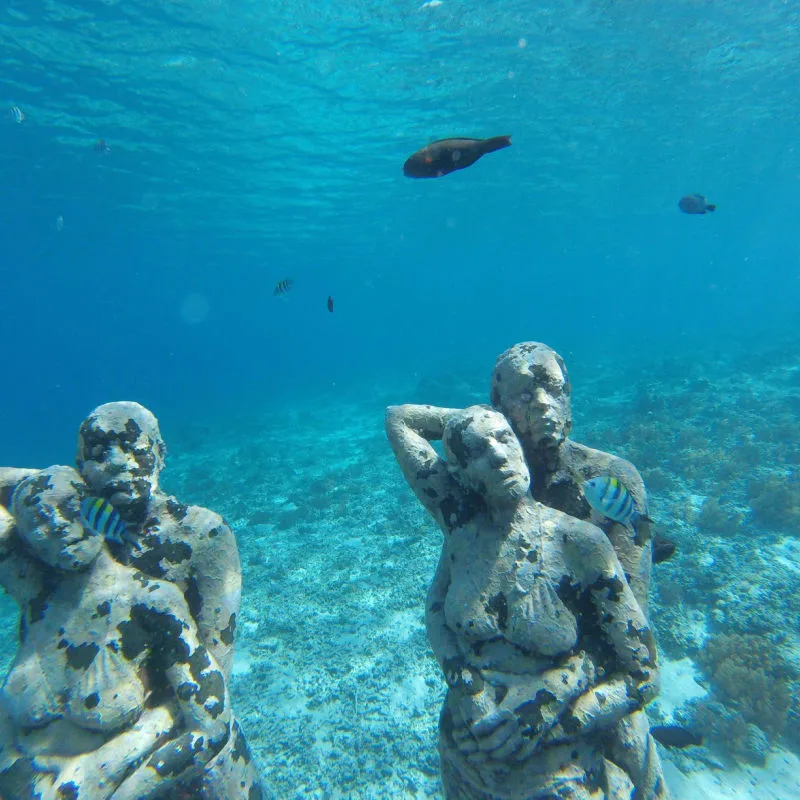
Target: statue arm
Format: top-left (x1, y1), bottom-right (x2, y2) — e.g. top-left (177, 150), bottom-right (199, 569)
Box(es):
top-left (108, 587), bottom-right (232, 799)
top-left (184, 507), bottom-right (242, 681)
top-left (0, 468), bottom-right (39, 508)
top-left (385, 404), bottom-right (460, 528)
top-left (550, 527), bottom-right (659, 740)
top-left (0, 505), bottom-right (44, 601)
top-left (36, 705), bottom-right (181, 800)
top-left (0, 470), bottom-right (47, 601)
top-left (425, 548), bottom-right (464, 680)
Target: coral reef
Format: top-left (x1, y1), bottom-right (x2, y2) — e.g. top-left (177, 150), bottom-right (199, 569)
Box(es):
top-left (748, 473), bottom-right (800, 531)
top-left (696, 497), bottom-right (744, 537)
top-left (696, 632), bottom-right (795, 740)
top-left (683, 699), bottom-right (771, 765)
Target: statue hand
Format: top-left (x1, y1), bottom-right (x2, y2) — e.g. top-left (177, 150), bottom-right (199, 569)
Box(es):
top-left (446, 674), bottom-right (526, 764)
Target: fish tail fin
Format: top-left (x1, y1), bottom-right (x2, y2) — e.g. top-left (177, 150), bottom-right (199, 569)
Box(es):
top-left (480, 135), bottom-right (512, 154)
top-left (630, 510), bottom-right (653, 529)
top-left (121, 530), bottom-right (142, 551)
top-left (706, 204), bottom-right (716, 212)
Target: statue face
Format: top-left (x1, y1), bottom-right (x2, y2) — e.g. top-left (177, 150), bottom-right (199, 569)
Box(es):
top-left (12, 467), bottom-right (103, 571)
top-left (491, 343), bottom-right (572, 451)
top-left (445, 407), bottom-right (530, 503)
top-left (77, 403), bottom-right (165, 523)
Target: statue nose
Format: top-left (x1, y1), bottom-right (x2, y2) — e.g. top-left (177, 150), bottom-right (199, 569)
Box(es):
top-left (106, 446), bottom-right (128, 469)
top-left (533, 388), bottom-right (550, 406)
top-left (487, 444), bottom-right (506, 466)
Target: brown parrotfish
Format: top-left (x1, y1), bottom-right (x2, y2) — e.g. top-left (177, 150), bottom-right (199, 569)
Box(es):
top-left (403, 135), bottom-right (512, 179)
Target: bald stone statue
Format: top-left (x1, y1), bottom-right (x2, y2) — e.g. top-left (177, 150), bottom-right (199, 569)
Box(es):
top-left (0, 402), bottom-right (265, 799)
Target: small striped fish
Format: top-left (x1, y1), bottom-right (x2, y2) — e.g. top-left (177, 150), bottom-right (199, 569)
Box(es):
top-left (9, 106), bottom-right (24, 124)
top-left (274, 278), bottom-right (294, 296)
top-left (79, 497), bottom-right (141, 550)
top-left (581, 476), bottom-right (650, 529)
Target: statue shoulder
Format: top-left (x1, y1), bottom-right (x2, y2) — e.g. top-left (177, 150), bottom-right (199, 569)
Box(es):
top-left (564, 441), bottom-right (646, 492)
top-left (170, 499), bottom-right (234, 542)
top-left (546, 504), bottom-right (618, 572)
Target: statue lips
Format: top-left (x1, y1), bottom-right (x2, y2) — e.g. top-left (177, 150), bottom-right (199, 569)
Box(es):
top-left (403, 135), bottom-right (512, 178)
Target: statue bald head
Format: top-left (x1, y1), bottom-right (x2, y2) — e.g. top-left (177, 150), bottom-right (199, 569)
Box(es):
top-left (491, 342), bottom-right (572, 451)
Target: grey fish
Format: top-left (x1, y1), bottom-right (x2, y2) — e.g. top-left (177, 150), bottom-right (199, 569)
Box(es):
top-left (651, 725), bottom-right (703, 748)
top-left (403, 135), bottom-right (511, 179)
top-left (678, 193), bottom-right (716, 214)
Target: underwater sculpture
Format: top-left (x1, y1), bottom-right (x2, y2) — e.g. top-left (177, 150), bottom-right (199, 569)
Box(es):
top-left (75, 402), bottom-right (241, 681)
top-left (490, 342), bottom-right (664, 615)
top-left (386, 403), bottom-right (669, 800)
top-left (0, 402), bottom-right (264, 799)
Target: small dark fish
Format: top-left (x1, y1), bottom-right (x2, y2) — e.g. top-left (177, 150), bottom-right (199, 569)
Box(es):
top-left (652, 535), bottom-right (677, 564)
top-left (79, 496), bottom-right (141, 550)
top-left (93, 138), bottom-right (111, 155)
top-left (678, 193), bottom-right (715, 214)
top-left (651, 725), bottom-right (703, 749)
top-left (274, 278), bottom-right (294, 296)
top-left (403, 135), bottom-right (511, 179)
top-left (327, 296), bottom-right (334, 313)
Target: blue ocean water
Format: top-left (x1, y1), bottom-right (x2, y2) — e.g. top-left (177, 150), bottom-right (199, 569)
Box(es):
top-left (1, 1), bottom-right (800, 798)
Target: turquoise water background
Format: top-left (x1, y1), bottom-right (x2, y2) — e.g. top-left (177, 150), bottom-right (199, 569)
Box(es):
top-left (2, 0), bottom-right (798, 464)
top-left (2, 1), bottom-right (800, 798)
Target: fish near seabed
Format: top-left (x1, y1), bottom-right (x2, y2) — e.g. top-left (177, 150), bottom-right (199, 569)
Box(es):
top-left (678, 193), bottom-right (716, 214)
top-left (582, 476), bottom-right (651, 530)
top-left (651, 725), bottom-right (703, 748)
top-left (652, 536), bottom-right (677, 564)
top-left (403, 135), bottom-right (512, 178)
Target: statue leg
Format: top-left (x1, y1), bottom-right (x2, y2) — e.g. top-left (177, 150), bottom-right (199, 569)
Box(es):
top-left (605, 711), bottom-right (671, 800)
top-left (199, 719), bottom-right (269, 800)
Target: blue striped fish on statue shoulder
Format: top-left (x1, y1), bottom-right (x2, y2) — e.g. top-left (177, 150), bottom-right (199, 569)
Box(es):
top-left (581, 476), bottom-right (651, 530)
top-left (79, 496), bottom-right (141, 550)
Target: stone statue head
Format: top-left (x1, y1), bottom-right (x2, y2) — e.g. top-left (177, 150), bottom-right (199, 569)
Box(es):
top-left (490, 342), bottom-right (572, 451)
top-left (443, 405), bottom-right (530, 503)
top-left (77, 402), bottom-right (166, 525)
top-left (11, 466), bottom-right (103, 571)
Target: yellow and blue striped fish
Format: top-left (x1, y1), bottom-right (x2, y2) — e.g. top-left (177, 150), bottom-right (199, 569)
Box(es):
top-left (582, 476), bottom-right (649, 529)
top-left (79, 497), bottom-right (141, 550)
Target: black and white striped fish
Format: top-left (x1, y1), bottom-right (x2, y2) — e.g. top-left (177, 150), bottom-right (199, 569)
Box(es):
top-left (582, 476), bottom-right (650, 529)
top-left (274, 278), bottom-right (294, 296)
top-left (79, 496), bottom-right (141, 550)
